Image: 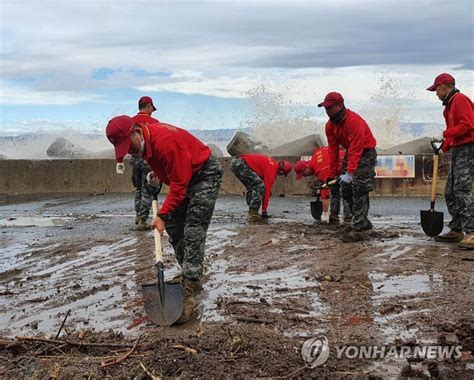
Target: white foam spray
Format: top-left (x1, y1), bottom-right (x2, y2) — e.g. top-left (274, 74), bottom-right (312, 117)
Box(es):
top-left (242, 83), bottom-right (324, 149)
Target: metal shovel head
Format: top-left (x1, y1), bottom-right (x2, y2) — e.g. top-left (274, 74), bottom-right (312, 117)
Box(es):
top-left (310, 200), bottom-right (323, 220)
top-left (420, 209), bottom-right (444, 237)
top-left (142, 281), bottom-right (183, 326)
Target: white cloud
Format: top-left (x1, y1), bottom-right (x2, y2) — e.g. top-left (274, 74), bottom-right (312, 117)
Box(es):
top-left (136, 64), bottom-right (473, 108)
top-left (0, 82), bottom-right (100, 105)
top-left (0, 0), bottom-right (472, 137)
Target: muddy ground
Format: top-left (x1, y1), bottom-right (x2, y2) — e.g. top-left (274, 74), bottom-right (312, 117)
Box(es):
top-left (0, 194), bottom-right (473, 379)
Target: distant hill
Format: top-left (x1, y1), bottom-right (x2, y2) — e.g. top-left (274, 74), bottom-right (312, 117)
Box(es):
top-left (189, 128), bottom-right (250, 142)
top-left (399, 122), bottom-right (444, 136)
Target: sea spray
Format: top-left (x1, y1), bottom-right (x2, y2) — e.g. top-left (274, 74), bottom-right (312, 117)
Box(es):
top-left (242, 84), bottom-right (325, 149)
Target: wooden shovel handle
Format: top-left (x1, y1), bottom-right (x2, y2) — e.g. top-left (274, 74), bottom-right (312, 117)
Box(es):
top-left (152, 199), bottom-right (163, 264)
top-left (431, 154), bottom-right (439, 203)
top-left (317, 179), bottom-right (338, 190)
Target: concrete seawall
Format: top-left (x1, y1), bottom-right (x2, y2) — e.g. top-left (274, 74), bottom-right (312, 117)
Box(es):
top-left (0, 156), bottom-right (451, 197)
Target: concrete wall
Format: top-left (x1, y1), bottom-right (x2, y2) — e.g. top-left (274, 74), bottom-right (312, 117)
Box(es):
top-left (0, 155), bottom-right (451, 197)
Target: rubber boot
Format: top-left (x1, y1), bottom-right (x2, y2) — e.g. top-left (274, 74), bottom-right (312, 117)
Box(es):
top-left (247, 210), bottom-right (263, 223)
top-left (343, 216), bottom-right (353, 225)
top-left (457, 233), bottom-right (474, 250)
top-left (434, 230), bottom-right (464, 243)
top-left (329, 213), bottom-right (340, 225)
top-left (137, 218), bottom-right (151, 231)
top-left (168, 274), bottom-right (202, 291)
top-left (176, 279), bottom-right (197, 324)
top-left (341, 228), bottom-right (366, 242)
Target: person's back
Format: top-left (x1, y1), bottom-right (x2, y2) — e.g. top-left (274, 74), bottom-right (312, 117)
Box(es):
top-left (145, 123), bottom-right (212, 195)
top-left (239, 154), bottom-right (278, 181)
top-left (309, 147), bottom-right (345, 182)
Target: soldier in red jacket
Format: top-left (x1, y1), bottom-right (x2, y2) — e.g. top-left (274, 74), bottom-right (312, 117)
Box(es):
top-left (106, 115), bottom-right (223, 323)
top-left (132, 96), bottom-right (160, 127)
top-left (294, 147), bottom-right (351, 224)
top-left (129, 96), bottom-right (161, 230)
top-left (229, 154), bottom-right (292, 222)
top-left (427, 73), bottom-right (474, 250)
top-left (319, 92), bottom-right (377, 242)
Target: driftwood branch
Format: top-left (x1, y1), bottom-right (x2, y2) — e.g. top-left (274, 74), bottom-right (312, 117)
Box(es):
top-left (140, 361), bottom-right (161, 380)
top-left (100, 336), bottom-right (141, 368)
top-left (15, 336), bottom-right (134, 349)
top-left (233, 316), bottom-right (275, 324)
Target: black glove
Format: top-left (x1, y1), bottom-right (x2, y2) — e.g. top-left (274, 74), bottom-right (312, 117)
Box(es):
top-left (261, 211), bottom-right (270, 219)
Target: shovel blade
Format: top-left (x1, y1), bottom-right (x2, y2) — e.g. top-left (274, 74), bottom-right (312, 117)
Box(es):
top-left (420, 209), bottom-right (444, 237)
top-left (142, 282), bottom-right (183, 326)
top-left (310, 200), bottom-right (323, 220)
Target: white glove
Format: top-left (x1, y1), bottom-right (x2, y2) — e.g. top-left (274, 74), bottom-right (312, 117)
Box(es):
top-left (116, 162), bottom-right (125, 174)
top-left (146, 171), bottom-right (160, 187)
top-left (339, 173), bottom-right (353, 184)
top-left (432, 135), bottom-right (444, 143)
top-left (321, 212), bottom-right (329, 223)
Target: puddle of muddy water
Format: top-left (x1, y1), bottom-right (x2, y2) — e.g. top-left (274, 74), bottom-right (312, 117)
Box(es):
top-left (372, 228), bottom-right (427, 260)
top-left (370, 272), bottom-right (443, 301)
top-left (368, 271), bottom-right (444, 376)
top-left (0, 243), bottom-right (29, 270)
top-left (0, 215), bottom-right (72, 227)
top-left (201, 263), bottom-right (325, 322)
top-left (369, 271), bottom-right (443, 352)
top-left (0, 237), bottom-right (141, 336)
top-left (0, 222), bottom-right (243, 337)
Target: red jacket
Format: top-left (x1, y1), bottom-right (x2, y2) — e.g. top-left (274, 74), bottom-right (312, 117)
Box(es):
top-left (142, 123), bottom-right (211, 215)
top-left (308, 147), bottom-right (345, 199)
top-left (442, 92), bottom-right (474, 151)
top-left (325, 109), bottom-right (377, 176)
top-left (132, 112), bottom-right (160, 128)
top-left (240, 154), bottom-right (278, 212)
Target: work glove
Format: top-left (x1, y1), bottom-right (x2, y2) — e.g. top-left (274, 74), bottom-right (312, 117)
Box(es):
top-left (146, 171), bottom-right (161, 187)
top-left (116, 162), bottom-right (125, 174)
top-left (339, 173), bottom-right (353, 184)
top-left (261, 211), bottom-right (271, 219)
top-left (432, 135), bottom-right (444, 143)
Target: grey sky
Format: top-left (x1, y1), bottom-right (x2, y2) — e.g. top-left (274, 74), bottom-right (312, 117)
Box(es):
top-left (2, 0), bottom-right (472, 78)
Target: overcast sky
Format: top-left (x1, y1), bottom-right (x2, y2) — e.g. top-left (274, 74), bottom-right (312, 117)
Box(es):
top-left (0, 0), bottom-right (473, 134)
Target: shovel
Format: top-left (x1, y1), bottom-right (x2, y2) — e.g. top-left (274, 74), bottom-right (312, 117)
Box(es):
top-left (142, 194), bottom-right (183, 326)
top-left (420, 141), bottom-right (444, 237)
top-left (310, 191), bottom-right (323, 220)
top-left (310, 179), bottom-right (337, 220)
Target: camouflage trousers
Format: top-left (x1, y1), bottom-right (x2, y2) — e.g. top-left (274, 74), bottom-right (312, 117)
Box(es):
top-left (134, 181), bottom-right (153, 220)
top-left (445, 143), bottom-right (474, 234)
top-left (329, 184), bottom-right (353, 219)
top-left (340, 149), bottom-right (377, 230)
top-left (165, 155), bottom-right (223, 281)
top-left (229, 158), bottom-right (264, 211)
top-left (131, 155), bottom-right (153, 220)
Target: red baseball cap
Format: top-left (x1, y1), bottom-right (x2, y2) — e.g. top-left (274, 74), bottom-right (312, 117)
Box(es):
top-left (138, 96), bottom-right (157, 111)
top-left (293, 160), bottom-right (308, 180)
top-left (318, 92), bottom-right (344, 107)
top-left (426, 73), bottom-right (455, 91)
top-left (279, 160), bottom-right (293, 176)
top-left (106, 115), bottom-right (135, 162)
